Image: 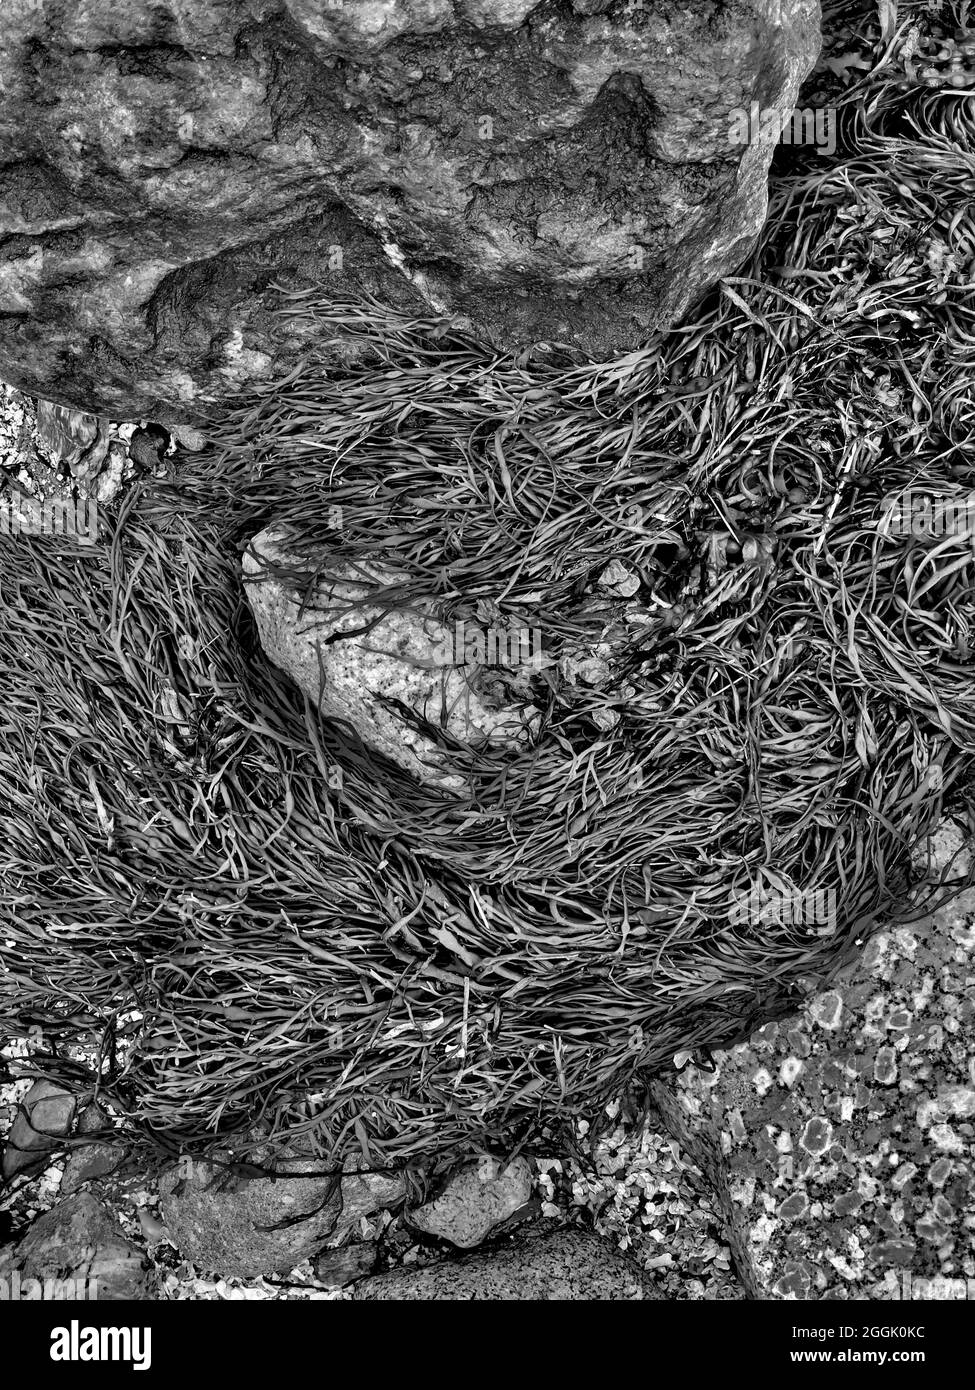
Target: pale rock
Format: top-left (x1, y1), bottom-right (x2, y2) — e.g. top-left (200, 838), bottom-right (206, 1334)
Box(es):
top-left (408, 1156), bottom-right (533, 1248)
top-left (243, 527), bottom-right (539, 793)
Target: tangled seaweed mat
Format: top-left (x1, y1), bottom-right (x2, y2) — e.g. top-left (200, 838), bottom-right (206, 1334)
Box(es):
top-left (2, 0), bottom-right (974, 1172)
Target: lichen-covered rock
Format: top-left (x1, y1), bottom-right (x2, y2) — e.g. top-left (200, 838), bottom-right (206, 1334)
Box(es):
top-left (0, 0), bottom-right (820, 419)
top-left (409, 1156), bottom-right (534, 1247)
top-left (243, 527), bottom-right (539, 792)
top-left (158, 1154), bottom-right (342, 1278)
top-left (355, 1224), bottom-right (662, 1298)
top-left (0, 1193), bottom-right (148, 1300)
top-left (676, 821), bottom-right (975, 1300)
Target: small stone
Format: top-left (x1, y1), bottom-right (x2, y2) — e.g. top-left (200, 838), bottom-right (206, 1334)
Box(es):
top-left (779, 1057), bottom-right (803, 1087)
top-left (408, 1157), bottom-right (533, 1249)
top-left (313, 1243), bottom-right (377, 1288)
top-left (159, 1151), bottom-right (342, 1278)
top-left (799, 1116), bottom-right (833, 1157)
top-left (34, 399), bottom-right (98, 468)
top-left (932, 1194), bottom-right (954, 1222)
top-left (753, 1067), bottom-right (773, 1095)
top-left (0, 1193), bottom-right (148, 1300)
top-left (810, 990), bottom-right (844, 1030)
top-left (777, 1192), bottom-right (809, 1220)
top-left (244, 529), bottom-right (538, 793)
top-left (874, 1209), bottom-right (901, 1237)
top-left (786, 1026), bottom-right (811, 1057)
top-left (62, 1141), bottom-right (123, 1193)
top-left (356, 1225), bottom-right (659, 1300)
top-left (936, 1085), bottom-right (975, 1118)
top-left (2, 1080), bottom-right (77, 1179)
top-left (591, 705), bottom-right (620, 732)
top-left (917, 1097), bottom-right (941, 1129)
top-left (891, 1162), bottom-right (917, 1190)
top-left (128, 426), bottom-right (166, 471)
top-left (335, 1170), bottom-right (406, 1234)
top-left (94, 441), bottom-right (126, 504)
top-left (915, 1214), bottom-right (949, 1244)
top-left (857, 1174), bottom-right (879, 1200)
top-left (170, 423), bottom-right (207, 452)
top-left (929, 1123), bottom-right (964, 1154)
top-left (833, 1190), bottom-right (863, 1218)
top-left (874, 1046), bottom-right (898, 1085)
top-left (915, 819), bottom-right (970, 877)
top-left (874, 1238), bottom-right (916, 1266)
top-left (928, 1158), bottom-right (952, 1187)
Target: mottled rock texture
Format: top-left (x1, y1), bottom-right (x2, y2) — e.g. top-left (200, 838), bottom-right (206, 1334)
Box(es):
top-left (1, 1079), bottom-right (76, 1180)
top-left (677, 819), bottom-right (975, 1300)
top-left (355, 1223), bottom-right (663, 1298)
top-left (0, 1193), bottom-right (149, 1300)
top-left (313, 1242), bottom-right (378, 1287)
top-left (409, 1156), bottom-right (534, 1247)
top-left (60, 1103), bottom-right (125, 1196)
top-left (336, 1169), bottom-right (407, 1232)
top-left (243, 527), bottom-right (539, 792)
top-left (0, 0), bottom-right (820, 419)
top-left (159, 1153), bottom-right (342, 1277)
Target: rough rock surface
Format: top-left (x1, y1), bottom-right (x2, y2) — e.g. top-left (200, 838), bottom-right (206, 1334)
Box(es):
top-left (61, 1143), bottom-right (124, 1196)
top-left (0, 0), bottom-right (820, 419)
top-left (355, 1223), bottom-right (662, 1298)
top-left (1, 1080), bottom-right (76, 1180)
top-left (243, 527), bottom-right (539, 792)
top-left (61, 1104), bottom-right (125, 1196)
top-left (678, 818), bottom-right (975, 1299)
top-left (0, 1193), bottom-right (149, 1300)
top-left (336, 1169), bottom-right (407, 1234)
top-left (313, 1242), bottom-right (378, 1288)
top-left (158, 1154), bottom-right (342, 1278)
top-left (409, 1156), bottom-right (534, 1247)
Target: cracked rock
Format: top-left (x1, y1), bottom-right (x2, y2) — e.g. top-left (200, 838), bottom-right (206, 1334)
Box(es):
top-left (0, 0), bottom-right (820, 417)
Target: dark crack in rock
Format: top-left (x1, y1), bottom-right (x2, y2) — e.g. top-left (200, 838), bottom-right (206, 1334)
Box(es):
top-left (0, 0), bottom-right (819, 419)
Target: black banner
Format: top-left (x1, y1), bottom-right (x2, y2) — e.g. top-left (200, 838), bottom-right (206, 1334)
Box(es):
top-left (3, 1295), bottom-right (967, 1377)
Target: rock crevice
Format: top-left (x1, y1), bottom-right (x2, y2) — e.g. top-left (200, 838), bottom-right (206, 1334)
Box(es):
top-left (0, 0), bottom-right (820, 417)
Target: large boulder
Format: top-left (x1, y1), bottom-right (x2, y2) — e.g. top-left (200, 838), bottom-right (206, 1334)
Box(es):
top-left (159, 1153), bottom-right (342, 1277)
top-left (334, 1168), bottom-right (408, 1236)
top-left (354, 1223), bottom-right (663, 1299)
top-left (0, 1), bottom-right (820, 419)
